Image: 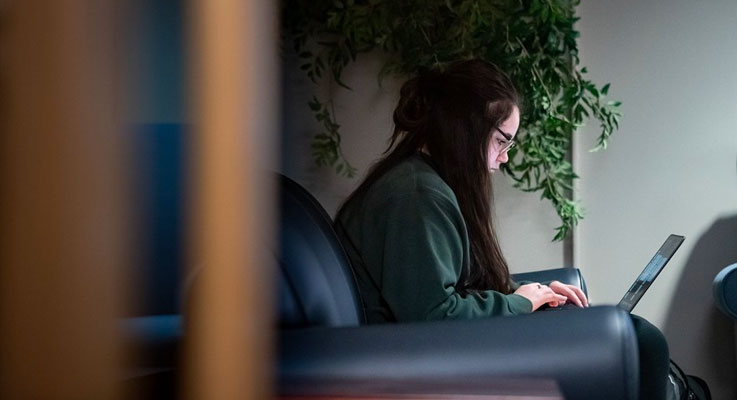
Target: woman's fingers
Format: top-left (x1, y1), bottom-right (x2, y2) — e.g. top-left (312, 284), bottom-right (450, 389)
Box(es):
top-left (549, 281), bottom-right (586, 307)
top-left (558, 285), bottom-right (581, 307)
top-left (542, 286), bottom-right (567, 307)
top-left (513, 282), bottom-right (585, 310)
top-left (570, 285), bottom-right (589, 307)
top-left (552, 294), bottom-right (568, 307)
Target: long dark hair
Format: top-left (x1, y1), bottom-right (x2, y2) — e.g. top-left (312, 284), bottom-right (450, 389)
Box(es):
top-left (337, 59), bottom-right (521, 294)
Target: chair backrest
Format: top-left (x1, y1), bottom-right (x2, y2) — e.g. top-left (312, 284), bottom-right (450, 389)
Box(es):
top-left (277, 174), bottom-right (364, 328)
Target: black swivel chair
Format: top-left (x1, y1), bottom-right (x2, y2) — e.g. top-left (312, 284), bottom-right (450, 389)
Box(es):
top-left (277, 174), bottom-right (641, 400)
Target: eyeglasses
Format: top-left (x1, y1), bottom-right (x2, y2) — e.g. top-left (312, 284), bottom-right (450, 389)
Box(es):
top-left (493, 127), bottom-right (516, 153)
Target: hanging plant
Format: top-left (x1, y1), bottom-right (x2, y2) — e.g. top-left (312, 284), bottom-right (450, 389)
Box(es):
top-left (282, 0), bottom-right (621, 240)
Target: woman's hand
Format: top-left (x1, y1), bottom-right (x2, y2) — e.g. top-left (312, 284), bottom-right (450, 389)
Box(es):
top-left (548, 280), bottom-right (589, 308)
top-left (513, 283), bottom-right (568, 311)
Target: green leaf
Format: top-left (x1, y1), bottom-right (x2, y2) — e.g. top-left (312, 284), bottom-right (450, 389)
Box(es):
top-left (308, 96), bottom-right (321, 111)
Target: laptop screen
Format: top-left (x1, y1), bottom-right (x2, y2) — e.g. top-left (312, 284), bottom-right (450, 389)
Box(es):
top-left (617, 234), bottom-right (685, 312)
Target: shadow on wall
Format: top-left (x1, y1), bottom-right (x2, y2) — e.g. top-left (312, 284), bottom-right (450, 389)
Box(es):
top-left (663, 157), bottom-right (737, 400)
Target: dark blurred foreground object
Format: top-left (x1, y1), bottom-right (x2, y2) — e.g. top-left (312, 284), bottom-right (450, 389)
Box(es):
top-left (280, 377), bottom-right (563, 399)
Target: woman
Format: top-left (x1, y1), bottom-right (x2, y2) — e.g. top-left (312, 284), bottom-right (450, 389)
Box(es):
top-left (334, 59), bottom-right (670, 399)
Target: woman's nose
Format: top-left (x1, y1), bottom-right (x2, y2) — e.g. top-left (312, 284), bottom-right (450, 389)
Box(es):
top-left (497, 150), bottom-right (509, 164)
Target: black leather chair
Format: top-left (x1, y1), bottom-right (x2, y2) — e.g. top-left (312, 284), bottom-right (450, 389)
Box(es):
top-left (714, 263), bottom-right (737, 323)
top-left (277, 174), bottom-right (640, 400)
top-left (714, 262), bottom-right (737, 377)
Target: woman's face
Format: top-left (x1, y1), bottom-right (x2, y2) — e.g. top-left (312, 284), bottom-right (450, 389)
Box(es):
top-left (487, 106), bottom-right (520, 172)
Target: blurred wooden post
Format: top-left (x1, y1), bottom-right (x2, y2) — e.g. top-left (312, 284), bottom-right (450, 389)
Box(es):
top-left (0, 1), bottom-right (125, 399)
top-left (184, 0), bottom-right (278, 399)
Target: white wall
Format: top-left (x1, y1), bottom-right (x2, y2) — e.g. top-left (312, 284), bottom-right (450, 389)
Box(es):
top-left (281, 51), bottom-right (564, 275)
top-left (576, 1), bottom-right (737, 398)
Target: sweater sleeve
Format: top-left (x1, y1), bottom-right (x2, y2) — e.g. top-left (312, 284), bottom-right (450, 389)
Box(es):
top-left (377, 190), bottom-right (532, 321)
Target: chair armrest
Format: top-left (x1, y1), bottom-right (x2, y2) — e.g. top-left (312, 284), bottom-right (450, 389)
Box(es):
top-left (278, 305), bottom-right (638, 400)
top-left (513, 267), bottom-right (588, 296)
top-left (713, 263), bottom-right (737, 322)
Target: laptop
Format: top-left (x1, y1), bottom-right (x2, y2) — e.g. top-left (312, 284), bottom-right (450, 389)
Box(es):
top-left (545, 234), bottom-right (685, 312)
top-left (616, 234), bottom-right (684, 312)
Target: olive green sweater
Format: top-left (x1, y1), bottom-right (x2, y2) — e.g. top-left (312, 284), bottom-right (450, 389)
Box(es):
top-left (335, 154), bottom-right (533, 323)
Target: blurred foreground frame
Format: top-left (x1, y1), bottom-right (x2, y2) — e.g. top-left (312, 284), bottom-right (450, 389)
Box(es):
top-left (0, 1), bottom-right (125, 398)
top-left (0, 1), bottom-right (279, 399)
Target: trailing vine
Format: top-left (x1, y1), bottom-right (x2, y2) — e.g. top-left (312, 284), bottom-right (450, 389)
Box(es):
top-left (282, 0), bottom-right (621, 240)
